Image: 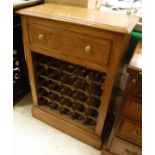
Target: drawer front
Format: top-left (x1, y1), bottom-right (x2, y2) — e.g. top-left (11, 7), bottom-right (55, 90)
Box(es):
top-left (110, 137), bottom-right (142, 155)
top-left (122, 97), bottom-right (142, 122)
top-left (116, 118), bottom-right (142, 146)
top-left (29, 24), bottom-right (112, 68)
top-left (126, 75), bottom-right (142, 99)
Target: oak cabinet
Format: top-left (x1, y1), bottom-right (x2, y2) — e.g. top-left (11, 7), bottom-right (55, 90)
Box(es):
top-left (17, 3), bottom-right (137, 149)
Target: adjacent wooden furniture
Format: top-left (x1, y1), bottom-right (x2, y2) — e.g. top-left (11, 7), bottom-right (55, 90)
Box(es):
top-left (17, 3), bottom-right (137, 149)
top-left (45, 0), bottom-right (88, 7)
top-left (102, 41), bottom-right (142, 154)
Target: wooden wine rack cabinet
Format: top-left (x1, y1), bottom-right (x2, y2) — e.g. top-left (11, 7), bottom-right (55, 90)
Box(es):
top-left (17, 3), bottom-right (137, 149)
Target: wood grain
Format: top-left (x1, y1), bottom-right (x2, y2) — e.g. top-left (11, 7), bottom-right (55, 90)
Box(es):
top-left (122, 97), bottom-right (142, 122)
top-left (109, 137), bottom-right (142, 155)
top-left (21, 16), bottom-right (39, 106)
top-left (16, 3), bottom-right (138, 34)
top-left (95, 34), bottom-right (126, 135)
top-left (28, 23), bottom-right (112, 68)
top-left (116, 117), bottom-right (142, 146)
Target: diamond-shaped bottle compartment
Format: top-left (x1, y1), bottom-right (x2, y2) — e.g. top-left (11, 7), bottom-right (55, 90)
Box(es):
top-left (34, 53), bottom-right (106, 129)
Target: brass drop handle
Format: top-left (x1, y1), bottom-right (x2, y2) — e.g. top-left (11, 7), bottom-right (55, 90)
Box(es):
top-left (125, 149), bottom-right (138, 155)
top-left (132, 78), bottom-right (136, 83)
top-left (133, 129), bottom-right (142, 140)
top-left (85, 45), bottom-right (91, 53)
top-left (38, 34), bottom-right (45, 41)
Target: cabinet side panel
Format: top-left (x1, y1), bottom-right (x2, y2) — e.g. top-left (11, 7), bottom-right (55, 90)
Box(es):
top-left (95, 34), bottom-right (127, 136)
top-left (21, 16), bottom-right (38, 106)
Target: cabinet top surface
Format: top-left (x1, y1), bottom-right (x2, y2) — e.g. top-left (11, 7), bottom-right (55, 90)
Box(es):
top-left (17, 3), bottom-right (138, 34)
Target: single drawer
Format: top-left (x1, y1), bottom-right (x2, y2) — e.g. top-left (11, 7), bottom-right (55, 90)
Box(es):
top-left (109, 137), bottom-right (142, 155)
top-left (29, 24), bottom-right (112, 68)
top-left (116, 117), bottom-right (142, 146)
top-left (126, 74), bottom-right (142, 99)
top-left (122, 96), bottom-right (142, 122)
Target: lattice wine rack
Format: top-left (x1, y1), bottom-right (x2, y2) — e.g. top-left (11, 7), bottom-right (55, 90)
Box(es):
top-left (33, 53), bottom-right (106, 131)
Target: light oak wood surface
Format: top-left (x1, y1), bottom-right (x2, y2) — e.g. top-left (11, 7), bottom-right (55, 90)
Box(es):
top-left (18, 3), bottom-right (138, 149)
top-left (28, 23), bottom-right (112, 69)
top-left (17, 3), bottom-right (138, 34)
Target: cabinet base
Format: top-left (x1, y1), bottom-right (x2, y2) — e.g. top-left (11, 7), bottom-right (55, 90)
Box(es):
top-left (101, 150), bottom-right (116, 155)
top-left (32, 106), bottom-right (102, 149)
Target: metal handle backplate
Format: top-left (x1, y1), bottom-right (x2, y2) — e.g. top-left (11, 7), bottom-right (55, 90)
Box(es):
top-left (85, 45), bottom-right (91, 53)
top-left (38, 34), bottom-right (45, 41)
